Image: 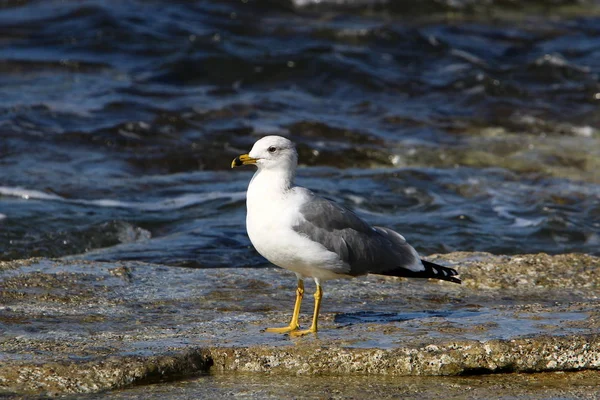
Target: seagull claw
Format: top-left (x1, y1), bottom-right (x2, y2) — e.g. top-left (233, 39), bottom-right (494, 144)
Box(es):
top-left (265, 325), bottom-right (299, 334)
top-left (289, 327), bottom-right (317, 337)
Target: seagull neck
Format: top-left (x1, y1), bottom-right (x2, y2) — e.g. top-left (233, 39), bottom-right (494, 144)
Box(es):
top-left (250, 167), bottom-right (295, 194)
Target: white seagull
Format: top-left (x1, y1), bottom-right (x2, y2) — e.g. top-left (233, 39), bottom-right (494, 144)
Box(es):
top-left (232, 136), bottom-right (460, 336)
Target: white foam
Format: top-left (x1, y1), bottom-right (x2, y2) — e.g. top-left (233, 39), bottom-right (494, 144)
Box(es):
top-left (0, 186), bottom-right (246, 211)
top-left (492, 205), bottom-right (514, 220)
top-left (0, 186), bottom-right (63, 201)
top-left (512, 217), bottom-right (544, 228)
top-left (572, 125), bottom-right (594, 137)
top-left (346, 194), bottom-right (365, 205)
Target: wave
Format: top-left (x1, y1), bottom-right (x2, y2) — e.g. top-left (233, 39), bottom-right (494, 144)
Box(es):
top-left (0, 186), bottom-right (245, 212)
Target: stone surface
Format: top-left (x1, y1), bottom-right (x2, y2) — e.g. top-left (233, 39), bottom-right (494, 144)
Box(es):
top-left (73, 370), bottom-right (600, 400)
top-left (0, 253), bottom-right (599, 397)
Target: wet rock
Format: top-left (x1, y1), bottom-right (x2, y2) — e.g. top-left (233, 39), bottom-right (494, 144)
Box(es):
top-left (91, 369), bottom-right (600, 400)
top-left (429, 252), bottom-right (600, 289)
top-left (0, 350), bottom-right (212, 395)
top-left (0, 253), bottom-right (599, 396)
top-left (383, 127), bottom-right (600, 183)
top-left (208, 334), bottom-right (600, 375)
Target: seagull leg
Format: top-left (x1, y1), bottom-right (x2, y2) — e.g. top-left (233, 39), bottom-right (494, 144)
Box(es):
top-left (290, 284), bottom-right (322, 337)
top-left (265, 279), bottom-right (304, 333)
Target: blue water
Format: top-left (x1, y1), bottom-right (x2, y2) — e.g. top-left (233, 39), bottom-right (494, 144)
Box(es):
top-left (1, 0), bottom-right (599, 267)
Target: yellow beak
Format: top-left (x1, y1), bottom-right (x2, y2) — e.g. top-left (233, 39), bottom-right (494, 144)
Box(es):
top-left (231, 153), bottom-right (258, 168)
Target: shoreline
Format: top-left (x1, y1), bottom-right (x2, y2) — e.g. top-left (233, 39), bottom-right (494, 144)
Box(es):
top-left (1, 252), bottom-right (598, 396)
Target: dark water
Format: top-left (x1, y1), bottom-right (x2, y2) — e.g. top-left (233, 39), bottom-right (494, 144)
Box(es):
top-left (1, 0), bottom-right (599, 268)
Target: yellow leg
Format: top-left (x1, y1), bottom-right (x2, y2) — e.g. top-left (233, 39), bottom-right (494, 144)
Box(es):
top-left (265, 280), bottom-right (304, 333)
top-left (290, 284), bottom-right (322, 337)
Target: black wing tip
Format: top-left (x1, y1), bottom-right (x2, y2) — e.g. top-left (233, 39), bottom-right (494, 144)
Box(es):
top-left (421, 259), bottom-right (462, 284)
top-left (377, 259), bottom-right (462, 284)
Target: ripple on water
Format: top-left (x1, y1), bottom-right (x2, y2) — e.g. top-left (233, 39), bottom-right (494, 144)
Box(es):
top-left (0, 0), bottom-right (599, 263)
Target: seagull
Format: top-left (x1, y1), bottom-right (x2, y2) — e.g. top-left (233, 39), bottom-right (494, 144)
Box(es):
top-left (232, 136), bottom-right (460, 336)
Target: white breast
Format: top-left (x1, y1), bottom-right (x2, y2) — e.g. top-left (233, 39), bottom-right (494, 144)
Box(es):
top-left (245, 170), bottom-right (348, 280)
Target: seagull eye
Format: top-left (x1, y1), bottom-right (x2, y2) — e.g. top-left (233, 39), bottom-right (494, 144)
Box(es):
top-left (268, 146), bottom-right (277, 153)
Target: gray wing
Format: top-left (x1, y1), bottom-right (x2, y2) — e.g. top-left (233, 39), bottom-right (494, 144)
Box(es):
top-left (292, 193), bottom-right (423, 276)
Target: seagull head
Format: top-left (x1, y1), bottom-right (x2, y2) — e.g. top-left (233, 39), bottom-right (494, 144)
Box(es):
top-left (231, 135), bottom-right (298, 172)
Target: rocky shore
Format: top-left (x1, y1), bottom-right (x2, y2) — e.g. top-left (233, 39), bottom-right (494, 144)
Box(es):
top-left (1, 253), bottom-right (598, 397)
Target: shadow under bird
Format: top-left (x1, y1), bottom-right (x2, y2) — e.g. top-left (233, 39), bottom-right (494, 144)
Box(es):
top-left (232, 136), bottom-right (461, 337)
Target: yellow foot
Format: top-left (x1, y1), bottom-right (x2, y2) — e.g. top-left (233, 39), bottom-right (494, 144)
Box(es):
top-left (265, 325), bottom-right (299, 334)
top-left (289, 328), bottom-right (317, 337)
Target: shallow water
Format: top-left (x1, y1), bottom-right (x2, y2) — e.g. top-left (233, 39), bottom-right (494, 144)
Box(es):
top-left (74, 371), bottom-right (600, 400)
top-left (1, 0), bottom-right (599, 266)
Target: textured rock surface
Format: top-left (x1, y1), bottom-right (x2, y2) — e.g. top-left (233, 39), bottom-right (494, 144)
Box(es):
top-left (70, 370), bottom-right (600, 400)
top-left (0, 253), bottom-right (599, 396)
top-left (208, 334), bottom-right (600, 376)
